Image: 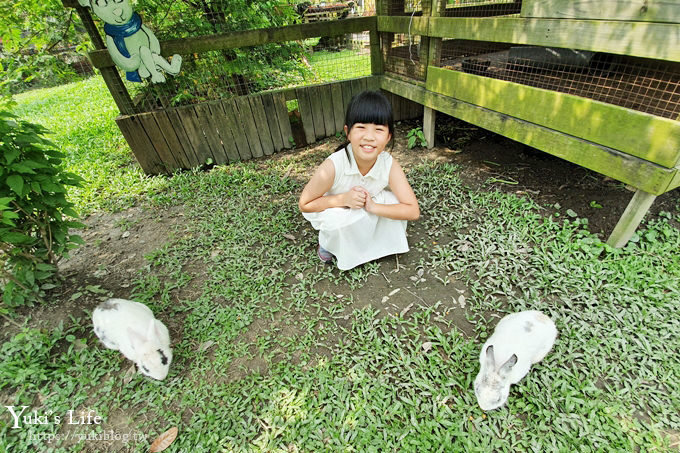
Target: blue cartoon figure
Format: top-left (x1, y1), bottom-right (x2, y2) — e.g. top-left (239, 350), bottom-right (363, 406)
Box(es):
top-left (78, 0), bottom-right (182, 83)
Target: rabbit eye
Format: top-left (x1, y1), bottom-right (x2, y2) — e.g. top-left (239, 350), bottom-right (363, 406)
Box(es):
top-left (157, 349), bottom-right (168, 365)
top-left (142, 366), bottom-right (150, 373)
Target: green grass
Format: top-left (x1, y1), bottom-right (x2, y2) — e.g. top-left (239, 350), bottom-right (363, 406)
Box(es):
top-left (12, 77), bottom-right (169, 215)
top-left (3, 78), bottom-right (679, 451)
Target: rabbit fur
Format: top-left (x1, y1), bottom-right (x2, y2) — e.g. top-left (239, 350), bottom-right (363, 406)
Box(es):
top-left (92, 298), bottom-right (172, 380)
top-left (474, 310), bottom-right (557, 411)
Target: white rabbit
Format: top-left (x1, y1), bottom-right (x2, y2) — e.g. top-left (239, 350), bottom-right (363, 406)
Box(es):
top-left (92, 298), bottom-right (172, 380)
top-left (474, 310), bottom-right (557, 411)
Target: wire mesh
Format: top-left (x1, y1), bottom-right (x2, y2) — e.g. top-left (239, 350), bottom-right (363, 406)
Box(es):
top-left (387, 0), bottom-right (423, 15)
top-left (125, 34), bottom-right (372, 112)
top-left (440, 39), bottom-right (680, 119)
top-left (441, 0), bottom-right (521, 17)
top-left (382, 33), bottom-right (426, 80)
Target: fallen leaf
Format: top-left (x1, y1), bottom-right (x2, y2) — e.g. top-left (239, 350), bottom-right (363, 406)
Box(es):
top-left (388, 288), bottom-right (400, 296)
top-left (381, 296), bottom-right (389, 303)
top-left (400, 303), bottom-right (414, 317)
top-left (123, 364), bottom-right (136, 385)
top-left (199, 340), bottom-right (215, 352)
top-left (283, 233), bottom-right (296, 241)
top-left (149, 427), bottom-right (178, 452)
top-left (422, 342), bottom-right (433, 353)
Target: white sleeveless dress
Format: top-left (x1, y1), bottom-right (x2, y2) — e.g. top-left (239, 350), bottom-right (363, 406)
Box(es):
top-left (302, 145), bottom-right (409, 270)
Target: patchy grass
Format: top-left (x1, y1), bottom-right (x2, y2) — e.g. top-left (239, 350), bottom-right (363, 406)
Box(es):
top-left (3, 79), bottom-right (679, 451)
top-left (2, 156), bottom-right (679, 451)
top-left (12, 77), bottom-right (169, 215)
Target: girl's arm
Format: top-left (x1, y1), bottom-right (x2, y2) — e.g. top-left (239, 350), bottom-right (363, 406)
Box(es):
top-left (362, 160), bottom-right (420, 221)
top-left (299, 159), bottom-right (367, 212)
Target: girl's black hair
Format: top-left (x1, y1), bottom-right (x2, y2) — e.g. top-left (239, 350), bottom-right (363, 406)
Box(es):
top-left (334, 90), bottom-right (395, 159)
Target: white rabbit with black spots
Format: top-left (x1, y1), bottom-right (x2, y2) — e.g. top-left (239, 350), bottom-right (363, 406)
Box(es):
top-left (474, 310), bottom-right (557, 411)
top-left (92, 298), bottom-right (172, 380)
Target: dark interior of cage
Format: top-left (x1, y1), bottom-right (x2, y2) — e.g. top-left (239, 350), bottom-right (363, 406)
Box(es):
top-left (439, 39), bottom-right (680, 120)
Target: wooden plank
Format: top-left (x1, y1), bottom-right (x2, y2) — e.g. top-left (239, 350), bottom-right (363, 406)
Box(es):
top-left (220, 99), bottom-right (252, 160)
top-left (234, 96), bottom-right (264, 158)
top-left (249, 95), bottom-right (275, 156)
top-left (380, 75), bottom-right (678, 195)
top-left (309, 86), bottom-right (326, 139)
top-left (320, 84), bottom-right (335, 138)
top-left (207, 101), bottom-right (240, 163)
top-left (607, 189), bottom-right (657, 247)
top-left (194, 103), bottom-right (228, 165)
top-left (89, 17), bottom-right (377, 69)
top-left (272, 92), bottom-right (294, 149)
top-left (521, 0), bottom-right (680, 24)
top-left (351, 78), bottom-right (364, 99)
top-left (341, 80), bottom-right (354, 116)
top-left (166, 109), bottom-right (200, 167)
top-left (152, 110), bottom-right (192, 169)
top-left (426, 67), bottom-right (680, 168)
top-left (424, 17), bottom-right (680, 63)
top-left (377, 16), bottom-right (429, 35)
top-left (137, 112), bottom-right (180, 171)
top-left (296, 87), bottom-right (316, 145)
top-left (176, 106), bottom-right (213, 165)
top-left (331, 82), bottom-right (346, 134)
top-left (370, 30), bottom-right (383, 76)
top-left (115, 116), bottom-right (163, 175)
top-left (261, 93), bottom-right (284, 152)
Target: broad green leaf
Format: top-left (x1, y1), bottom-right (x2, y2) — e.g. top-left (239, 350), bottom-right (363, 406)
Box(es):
top-left (6, 174), bottom-right (24, 195)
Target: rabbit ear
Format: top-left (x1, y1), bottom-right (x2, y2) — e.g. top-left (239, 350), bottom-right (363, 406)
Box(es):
top-left (127, 327), bottom-right (147, 351)
top-left (77, 0), bottom-right (91, 7)
top-left (484, 345), bottom-right (495, 369)
top-left (145, 319), bottom-right (157, 341)
top-left (499, 354), bottom-right (518, 377)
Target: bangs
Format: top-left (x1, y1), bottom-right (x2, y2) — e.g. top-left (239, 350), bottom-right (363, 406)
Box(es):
top-left (345, 90), bottom-right (394, 131)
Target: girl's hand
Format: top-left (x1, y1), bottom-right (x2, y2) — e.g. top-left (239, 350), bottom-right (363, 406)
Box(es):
top-left (343, 186), bottom-right (367, 209)
top-left (359, 188), bottom-right (376, 214)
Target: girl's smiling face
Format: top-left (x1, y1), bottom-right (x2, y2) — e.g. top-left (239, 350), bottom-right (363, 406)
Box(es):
top-left (345, 122), bottom-right (392, 164)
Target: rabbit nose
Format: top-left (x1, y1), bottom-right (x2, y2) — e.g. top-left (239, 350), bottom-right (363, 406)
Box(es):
top-left (113, 7), bottom-right (123, 16)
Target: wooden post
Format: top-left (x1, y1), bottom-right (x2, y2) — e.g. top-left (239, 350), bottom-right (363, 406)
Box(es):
top-left (423, 106), bottom-right (436, 148)
top-left (606, 189), bottom-right (657, 248)
top-left (421, 0), bottom-right (445, 148)
top-left (63, 0), bottom-right (136, 115)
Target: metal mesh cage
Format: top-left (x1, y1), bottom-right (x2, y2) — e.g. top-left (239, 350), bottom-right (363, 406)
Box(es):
top-left (383, 33), bottom-right (426, 80)
top-left (125, 34), bottom-right (372, 112)
top-left (442, 0), bottom-right (521, 17)
top-left (440, 39), bottom-right (680, 119)
top-left (387, 0), bottom-right (423, 16)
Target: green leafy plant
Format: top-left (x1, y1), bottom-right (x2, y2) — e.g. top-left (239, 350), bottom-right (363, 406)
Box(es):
top-left (0, 110), bottom-right (84, 307)
top-left (406, 126), bottom-right (427, 149)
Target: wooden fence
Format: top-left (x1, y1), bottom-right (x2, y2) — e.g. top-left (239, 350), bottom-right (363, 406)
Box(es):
top-left (115, 77), bottom-right (422, 173)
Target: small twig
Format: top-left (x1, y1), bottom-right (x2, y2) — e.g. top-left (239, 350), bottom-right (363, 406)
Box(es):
top-left (403, 286), bottom-right (425, 304)
top-left (395, 254), bottom-right (400, 271)
top-left (381, 272), bottom-right (391, 283)
top-left (1, 313), bottom-right (25, 330)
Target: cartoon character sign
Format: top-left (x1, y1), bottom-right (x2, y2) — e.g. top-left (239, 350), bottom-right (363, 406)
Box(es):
top-left (78, 0), bottom-right (182, 83)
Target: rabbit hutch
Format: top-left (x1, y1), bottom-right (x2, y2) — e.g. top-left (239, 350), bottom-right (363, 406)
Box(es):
top-left (63, 0), bottom-right (680, 247)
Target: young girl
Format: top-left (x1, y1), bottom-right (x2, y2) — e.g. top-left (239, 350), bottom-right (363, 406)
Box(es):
top-left (299, 90), bottom-right (420, 270)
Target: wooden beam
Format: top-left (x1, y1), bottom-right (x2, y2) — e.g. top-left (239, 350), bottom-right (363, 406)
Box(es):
top-left (606, 189), bottom-right (657, 247)
top-left (89, 17), bottom-right (377, 69)
top-left (426, 67), bottom-right (680, 168)
top-left (424, 17), bottom-right (680, 63)
top-left (377, 16), bottom-right (430, 35)
top-left (380, 75), bottom-right (679, 195)
top-left (521, 0), bottom-right (680, 24)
